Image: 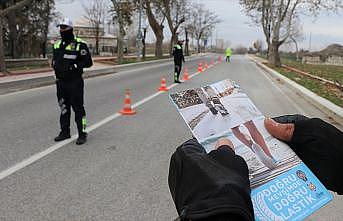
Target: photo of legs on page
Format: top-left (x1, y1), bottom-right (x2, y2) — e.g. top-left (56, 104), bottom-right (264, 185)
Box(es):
top-left (201, 116), bottom-right (301, 188)
top-left (231, 120), bottom-right (277, 169)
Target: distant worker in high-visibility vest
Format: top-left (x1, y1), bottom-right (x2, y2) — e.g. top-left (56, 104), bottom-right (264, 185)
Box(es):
top-left (52, 18), bottom-right (93, 145)
top-left (225, 47), bottom-right (232, 63)
top-left (173, 40), bottom-right (185, 83)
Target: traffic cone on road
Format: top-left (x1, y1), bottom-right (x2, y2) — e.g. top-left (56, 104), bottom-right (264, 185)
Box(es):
top-left (158, 77), bottom-right (168, 91)
top-left (218, 56), bottom-right (222, 63)
top-left (183, 68), bottom-right (189, 81)
top-left (119, 89), bottom-right (136, 115)
top-left (197, 63), bottom-right (203, 72)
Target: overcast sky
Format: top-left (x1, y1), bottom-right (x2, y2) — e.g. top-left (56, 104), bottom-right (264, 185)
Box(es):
top-left (55, 0), bottom-right (343, 52)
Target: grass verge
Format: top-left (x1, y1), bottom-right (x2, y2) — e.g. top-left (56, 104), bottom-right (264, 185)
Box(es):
top-left (271, 65), bottom-right (343, 107)
top-left (281, 59), bottom-right (343, 83)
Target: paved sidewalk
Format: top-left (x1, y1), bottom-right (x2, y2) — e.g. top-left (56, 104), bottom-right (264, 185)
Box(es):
top-left (0, 53), bottom-right (208, 84)
top-left (0, 62), bottom-right (112, 84)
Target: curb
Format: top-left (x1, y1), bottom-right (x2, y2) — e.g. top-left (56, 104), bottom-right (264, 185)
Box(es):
top-left (0, 54), bottom-right (210, 95)
top-left (0, 67), bottom-right (117, 95)
top-left (249, 56), bottom-right (343, 124)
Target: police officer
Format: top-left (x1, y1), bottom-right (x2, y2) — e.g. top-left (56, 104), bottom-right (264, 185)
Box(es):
top-left (172, 40), bottom-right (185, 83)
top-left (225, 47), bottom-right (232, 62)
top-left (52, 18), bottom-right (93, 145)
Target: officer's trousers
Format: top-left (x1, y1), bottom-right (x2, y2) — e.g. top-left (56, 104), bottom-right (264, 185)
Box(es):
top-left (174, 62), bottom-right (182, 82)
top-left (56, 78), bottom-right (86, 136)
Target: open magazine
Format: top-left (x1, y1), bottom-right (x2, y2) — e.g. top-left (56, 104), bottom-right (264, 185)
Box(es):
top-left (169, 79), bottom-right (332, 221)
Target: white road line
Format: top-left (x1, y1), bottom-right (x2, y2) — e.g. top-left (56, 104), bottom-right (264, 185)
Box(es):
top-left (0, 61), bottom-right (218, 181)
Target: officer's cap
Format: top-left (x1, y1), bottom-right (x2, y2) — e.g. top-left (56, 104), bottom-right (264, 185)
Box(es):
top-left (57, 17), bottom-right (73, 28)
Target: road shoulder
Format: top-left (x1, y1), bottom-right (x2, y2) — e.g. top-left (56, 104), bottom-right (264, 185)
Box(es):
top-left (249, 55), bottom-right (343, 126)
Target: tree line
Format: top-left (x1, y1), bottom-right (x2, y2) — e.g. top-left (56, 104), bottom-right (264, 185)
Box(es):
top-left (0, 0), bottom-right (55, 72)
top-left (240, 0), bottom-right (343, 67)
top-left (0, 0), bottom-right (220, 72)
top-left (84, 0), bottom-right (220, 61)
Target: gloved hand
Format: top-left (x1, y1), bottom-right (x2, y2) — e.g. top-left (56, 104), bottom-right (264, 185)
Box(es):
top-left (265, 115), bottom-right (343, 194)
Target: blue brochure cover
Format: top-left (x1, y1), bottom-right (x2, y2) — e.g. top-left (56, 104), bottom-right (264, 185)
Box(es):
top-left (251, 163), bottom-right (332, 221)
top-left (169, 78), bottom-right (332, 220)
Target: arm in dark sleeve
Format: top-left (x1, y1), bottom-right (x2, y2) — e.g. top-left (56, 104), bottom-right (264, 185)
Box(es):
top-left (209, 145), bottom-right (249, 177)
top-left (77, 43), bottom-right (93, 68)
top-left (181, 47), bottom-right (185, 62)
top-left (172, 46), bottom-right (176, 57)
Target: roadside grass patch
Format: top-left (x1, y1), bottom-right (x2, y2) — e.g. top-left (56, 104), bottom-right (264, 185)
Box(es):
top-left (271, 65), bottom-right (343, 107)
top-left (281, 59), bottom-right (343, 83)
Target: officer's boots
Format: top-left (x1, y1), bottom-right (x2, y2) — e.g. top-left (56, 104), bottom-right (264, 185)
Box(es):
top-left (76, 132), bottom-right (87, 145)
top-left (54, 131), bottom-right (71, 142)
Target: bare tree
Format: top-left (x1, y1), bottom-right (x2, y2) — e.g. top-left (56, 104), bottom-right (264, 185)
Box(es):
top-left (240, 0), bottom-right (343, 67)
top-left (187, 3), bottom-right (220, 53)
top-left (184, 25), bottom-right (189, 56)
top-left (0, 0), bottom-right (33, 72)
top-left (83, 0), bottom-right (108, 55)
top-left (111, 0), bottom-right (134, 63)
top-left (160, 0), bottom-right (188, 56)
top-left (253, 39), bottom-right (263, 53)
top-left (285, 20), bottom-right (304, 61)
top-left (143, 0), bottom-right (165, 58)
top-left (234, 45), bottom-right (248, 54)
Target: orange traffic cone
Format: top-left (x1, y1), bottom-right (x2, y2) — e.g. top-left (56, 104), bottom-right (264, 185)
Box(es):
top-left (218, 56), bottom-right (222, 63)
top-left (197, 63), bottom-right (203, 72)
top-left (158, 77), bottom-right (168, 91)
top-left (183, 68), bottom-right (189, 81)
top-left (119, 89), bottom-right (136, 115)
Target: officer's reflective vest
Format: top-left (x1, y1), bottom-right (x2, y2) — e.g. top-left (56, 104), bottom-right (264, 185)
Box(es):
top-left (54, 37), bottom-right (86, 52)
top-left (174, 44), bottom-right (182, 50)
top-left (226, 48), bottom-right (232, 56)
top-left (53, 38), bottom-right (87, 79)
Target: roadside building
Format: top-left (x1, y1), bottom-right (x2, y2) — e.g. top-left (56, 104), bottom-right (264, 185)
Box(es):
top-left (302, 44), bottom-right (343, 66)
top-left (48, 20), bottom-right (117, 56)
top-left (73, 21), bottom-right (117, 56)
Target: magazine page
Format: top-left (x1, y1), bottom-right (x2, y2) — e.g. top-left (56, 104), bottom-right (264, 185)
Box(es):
top-left (169, 78), bottom-right (332, 221)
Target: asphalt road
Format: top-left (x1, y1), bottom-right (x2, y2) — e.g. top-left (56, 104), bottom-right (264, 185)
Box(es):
top-left (0, 55), bottom-right (341, 220)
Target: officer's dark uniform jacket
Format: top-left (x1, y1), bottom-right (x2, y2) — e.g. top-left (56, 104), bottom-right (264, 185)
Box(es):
top-left (52, 37), bottom-right (92, 136)
top-left (168, 139), bottom-right (254, 221)
top-left (52, 37), bottom-right (92, 80)
top-left (173, 44), bottom-right (185, 64)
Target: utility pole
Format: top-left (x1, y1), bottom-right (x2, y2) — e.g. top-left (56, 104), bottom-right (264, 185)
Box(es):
top-left (309, 32), bottom-right (312, 52)
top-left (136, 0), bottom-right (143, 61)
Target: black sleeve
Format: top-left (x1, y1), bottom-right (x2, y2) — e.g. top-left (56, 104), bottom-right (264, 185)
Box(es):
top-left (289, 118), bottom-right (343, 194)
top-left (172, 46), bottom-right (176, 57)
top-left (77, 42), bottom-right (93, 68)
top-left (209, 145), bottom-right (249, 176)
